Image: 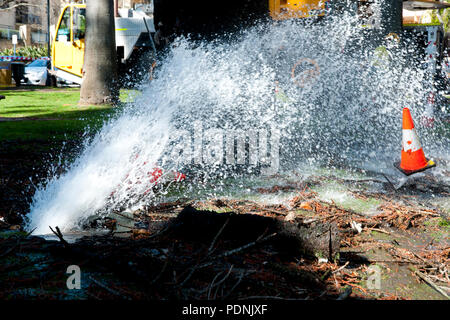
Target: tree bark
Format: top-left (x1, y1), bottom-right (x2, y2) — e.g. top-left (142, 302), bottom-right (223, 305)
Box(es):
top-left (80, 0), bottom-right (119, 105)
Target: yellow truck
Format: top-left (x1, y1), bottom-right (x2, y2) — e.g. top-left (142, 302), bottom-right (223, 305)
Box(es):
top-left (269, 0), bottom-right (328, 19)
top-left (51, 3), bottom-right (155, 85)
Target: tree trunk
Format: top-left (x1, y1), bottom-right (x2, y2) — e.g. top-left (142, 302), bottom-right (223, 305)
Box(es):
top-left (80, 0), bottom-right (118, 105)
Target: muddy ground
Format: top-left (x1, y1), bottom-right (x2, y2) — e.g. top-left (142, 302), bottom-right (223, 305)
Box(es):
top-left (0, 139), bottom-right (449, 300)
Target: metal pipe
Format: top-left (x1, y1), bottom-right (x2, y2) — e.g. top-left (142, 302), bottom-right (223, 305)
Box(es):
top-left (47, 0), bottom-right (50, 58)
top-left (114, 0), bottom-right (119, 17)
top-left (143, 17), bottom-right (157, 57)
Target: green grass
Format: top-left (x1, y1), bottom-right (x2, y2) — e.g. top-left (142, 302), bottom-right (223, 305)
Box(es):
top-left (0, 87), bottom-right (113, 118)
top-left (438, 218), bottom-right (450, 228)
top-left (425, 217), bottom-right (450, 230)
top-left (0, 87), bottom-right (132, 141)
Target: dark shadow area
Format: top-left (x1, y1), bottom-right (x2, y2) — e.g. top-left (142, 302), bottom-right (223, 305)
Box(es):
top-left (0, 205), bottom-right (373, 300)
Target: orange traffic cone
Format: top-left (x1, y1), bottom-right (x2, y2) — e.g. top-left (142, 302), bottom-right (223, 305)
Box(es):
top-left (394, 108), bottom-right (435, 176)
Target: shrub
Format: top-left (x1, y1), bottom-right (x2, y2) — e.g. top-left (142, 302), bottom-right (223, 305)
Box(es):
top-left (0, 46), bottom-right (48, 58)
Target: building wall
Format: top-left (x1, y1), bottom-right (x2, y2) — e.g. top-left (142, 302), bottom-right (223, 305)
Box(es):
top-left (0, 0), bottom-right (66, 45)
top-left (0, 1), bottom-right (18, 46)
top-left (0, 8), bottom-right (16, 29)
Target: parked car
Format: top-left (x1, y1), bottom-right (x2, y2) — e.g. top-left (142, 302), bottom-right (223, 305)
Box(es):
top-left (23, 59), bottom-right (51, 86)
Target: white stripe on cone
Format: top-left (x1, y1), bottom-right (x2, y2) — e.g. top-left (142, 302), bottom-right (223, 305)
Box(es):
top-left (402, 129), bottom-right (422, 153)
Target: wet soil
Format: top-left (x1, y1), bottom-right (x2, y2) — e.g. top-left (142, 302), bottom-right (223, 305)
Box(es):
top-left (0, 138), bottom-right (448, 300)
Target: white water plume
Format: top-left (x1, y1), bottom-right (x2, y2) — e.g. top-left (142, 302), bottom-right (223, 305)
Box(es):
top-left (26, 9), bottom-right (449, 234)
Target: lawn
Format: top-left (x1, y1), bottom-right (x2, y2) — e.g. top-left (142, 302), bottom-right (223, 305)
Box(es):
top-left (0, 87), bottom-right (132, 141)
top-left (0, 87), bottom-right (109, 118)
top-left (0, 87), bottom-right (133, 222)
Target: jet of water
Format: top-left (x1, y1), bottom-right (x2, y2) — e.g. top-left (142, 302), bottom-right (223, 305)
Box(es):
top-left (26, 7), bottom-right (449, 234)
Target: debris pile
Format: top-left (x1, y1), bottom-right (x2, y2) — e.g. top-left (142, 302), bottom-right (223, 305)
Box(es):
top-left (375, 203), bottom-right (440, 230)
top-left (0, 178), bottom-right (448, 300)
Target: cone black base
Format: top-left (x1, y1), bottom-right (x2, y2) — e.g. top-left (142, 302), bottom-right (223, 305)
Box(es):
top-left (394, 159), bottom-right (436, 176)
